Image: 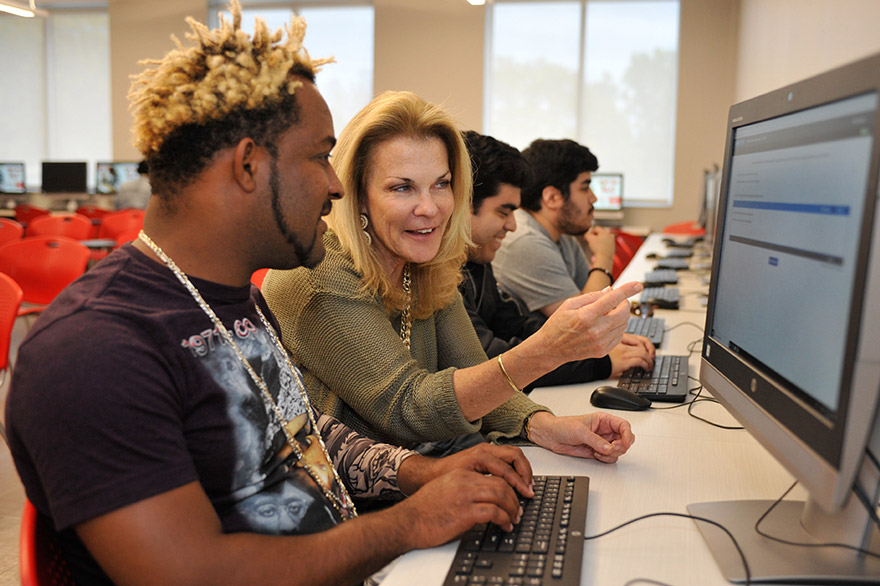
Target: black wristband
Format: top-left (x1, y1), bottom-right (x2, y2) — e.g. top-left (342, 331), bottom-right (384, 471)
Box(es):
top-left (589, 267), bottom-right (614, 283)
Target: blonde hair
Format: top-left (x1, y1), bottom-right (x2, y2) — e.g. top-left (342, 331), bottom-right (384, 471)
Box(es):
top-left (328, 91), bottom-right (473, 319)
top-left (127, 1), bottom-right (331, 196)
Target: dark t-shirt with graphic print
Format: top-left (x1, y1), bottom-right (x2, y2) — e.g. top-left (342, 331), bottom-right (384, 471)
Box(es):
top-left (6, 244), bottom-right (412, 585)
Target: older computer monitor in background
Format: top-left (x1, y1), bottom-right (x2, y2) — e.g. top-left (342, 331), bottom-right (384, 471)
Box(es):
top-left (592, 172), bottom-right (624, 223)
top-left (0, 162), bottom-right (26, 194)
top-left (41, 161), bottom-right (87, 193)
top-left (694, 52), bottom-right (880, 583)
top-left (95, 161), bottom-right (140, 194)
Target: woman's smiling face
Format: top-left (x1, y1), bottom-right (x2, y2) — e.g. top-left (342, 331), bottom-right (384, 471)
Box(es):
top-left (362, 135), bottom-right (455, 276)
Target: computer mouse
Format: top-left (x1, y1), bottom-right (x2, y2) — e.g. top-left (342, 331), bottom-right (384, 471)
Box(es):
top-left (648, 297), bottom-right (679, 310)
top-left (589, 386), bottom-right (652, 411)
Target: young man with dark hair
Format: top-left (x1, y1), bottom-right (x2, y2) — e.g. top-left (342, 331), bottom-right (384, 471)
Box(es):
top-left (461, 132), bottom-right (653, 391)
top-left (493, 138), bottom-right (620, 317)
top-left (5, 6), bottom-right (551, 584)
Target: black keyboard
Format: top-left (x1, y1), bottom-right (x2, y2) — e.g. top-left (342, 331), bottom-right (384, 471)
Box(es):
top-left (656, 258), bottom-right (690, 270)
top-left (618, 354), bottom-right (690, 402)
top-left (640, 286), bottom-right (680, 309)
top-left (443, 475), bottom-right (589, 586)
top-left (625, 316), bottom-right (665, 346)
top-left (664, 248), bottom-right (693, 258)
top-left (643, 269), bottom-right (678, 286)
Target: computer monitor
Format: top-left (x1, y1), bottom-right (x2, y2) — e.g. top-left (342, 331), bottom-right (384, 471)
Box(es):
top-left (591, 172), bottom-right (624, 211)
top-left (95, 161), bottom-right (140, 194)
top-left (693, 52), bottom-right (880, 583)
top-left (41, 161), bottom-right (87, 193)
top-left (698, 164), bottom-right (721, 245)
top-left (0, 162), bottom-right (26, 194)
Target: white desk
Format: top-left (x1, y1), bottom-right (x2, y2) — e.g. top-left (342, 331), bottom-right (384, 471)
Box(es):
top-left (380, 234), bottom-right (802, 586)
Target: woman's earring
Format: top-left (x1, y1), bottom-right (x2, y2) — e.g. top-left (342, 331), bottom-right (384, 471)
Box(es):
top-left (360, 213), bottom-right (372, 245)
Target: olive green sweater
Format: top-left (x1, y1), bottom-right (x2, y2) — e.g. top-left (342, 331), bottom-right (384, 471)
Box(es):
top-left (262, 231), bottom-right (549, 447)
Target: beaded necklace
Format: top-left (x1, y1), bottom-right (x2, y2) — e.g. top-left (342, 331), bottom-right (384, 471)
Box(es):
top-left (399, 262), bottom-right (412, 349)
top-left (137, 230), bottom-right (357, 521)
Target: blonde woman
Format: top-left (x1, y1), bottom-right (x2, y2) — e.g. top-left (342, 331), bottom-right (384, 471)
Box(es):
top-left (263, 91), bottom-right (642, 461)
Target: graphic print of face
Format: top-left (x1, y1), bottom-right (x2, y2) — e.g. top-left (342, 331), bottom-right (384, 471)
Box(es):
top-left (239, 482), bottom-right (316, 533)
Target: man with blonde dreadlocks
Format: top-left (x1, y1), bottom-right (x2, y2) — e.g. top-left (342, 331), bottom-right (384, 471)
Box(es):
top-left (5, 3), bottom-right (536, 584)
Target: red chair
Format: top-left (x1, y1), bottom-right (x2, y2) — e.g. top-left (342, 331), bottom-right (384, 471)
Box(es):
top-left (98, 208), bottom-right (145, 242)
top-left (0, 217), bottom-right (24, 246)
top-left (14, 203), bottom-right (50, 228)
top-left (20, 499), bottom-right (76, 586)
top-left (662, 220), bottom-right (706, 236)
top-left (612, 249), bottom-right (628, 281)
top-left (251, 268), bottom-right (269, 288)
top-left (26, 214), bottom-right (93, 240)
top-left (613, 230), bottom-right (644, 259)
top-left (0, 272), bottom-right (22, 387)
top-left (0, 236), bottom-right (90, 308)
top-left (609, 230), bottom-right (644, 280)
top-left (76, 205), bottom-right (111, 238)
top-left (114, 228), bottom-right (141, 247)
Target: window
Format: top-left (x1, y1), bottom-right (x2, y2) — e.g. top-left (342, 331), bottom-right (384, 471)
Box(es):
top-left (0, 10), bottom-right (111, 192)
top-left (210, 2), bottom-right (374, 137)
top-left (486, 0), bottom-right (680, 206)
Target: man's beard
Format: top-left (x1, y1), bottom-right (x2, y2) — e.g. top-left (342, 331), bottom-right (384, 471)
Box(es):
top-left (557, 198), bottom-right (593, 236)
top-left (269, 158), bottom-right (324, 269)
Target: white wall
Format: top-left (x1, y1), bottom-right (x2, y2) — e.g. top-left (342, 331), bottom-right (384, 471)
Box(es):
top-left (736, 0), bottom-right (880, 101)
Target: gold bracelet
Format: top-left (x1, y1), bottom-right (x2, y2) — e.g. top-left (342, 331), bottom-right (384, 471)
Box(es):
top-left (497, 354), bottom-right (521, 393)
top-left (522, 411), bottom-right (536, 443)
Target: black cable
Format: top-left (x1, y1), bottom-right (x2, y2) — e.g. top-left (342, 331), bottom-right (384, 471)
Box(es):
top-left (754, 481), bottom-right (880, 561)
top-left (685, 383), bottom-right (744, 430)
top-left (648, 383), bottom-right (705, 411)
top-left (584, 511), bottom-right (751, 586)
top-left (852, 481), bottom-right (880, 532)
top-left (686, 337), bottom-right (703, 355)
top-left (662, 321), bottom-right (704, 334)
top-left (866, 448), bottom-right (880, 471)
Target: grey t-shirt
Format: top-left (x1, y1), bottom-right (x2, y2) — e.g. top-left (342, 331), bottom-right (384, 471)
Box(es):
top-left (492, 209), bottom-right (590, 312)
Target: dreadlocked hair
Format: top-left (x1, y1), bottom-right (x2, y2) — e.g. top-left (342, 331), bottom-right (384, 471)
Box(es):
top-left (128, 0), bottom-right (332, 199)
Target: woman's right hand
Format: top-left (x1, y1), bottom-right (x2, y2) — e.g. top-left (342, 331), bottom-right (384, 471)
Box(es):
top-left (536, 281), bottom-right (643, 364)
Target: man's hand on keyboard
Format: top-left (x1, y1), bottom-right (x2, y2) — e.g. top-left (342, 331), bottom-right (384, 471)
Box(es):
top-left (389, 468), bottom-right (525, 546)
top-left (527, 411), bottom-right (635, 463)
top-left (397, 444), bottom-right (534, 500)
top-left (609, 333), bottom-right (655, 376)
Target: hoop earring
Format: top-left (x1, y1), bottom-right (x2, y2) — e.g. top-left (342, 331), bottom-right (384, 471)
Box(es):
top-left (360, 213), bottom-right (372, 245)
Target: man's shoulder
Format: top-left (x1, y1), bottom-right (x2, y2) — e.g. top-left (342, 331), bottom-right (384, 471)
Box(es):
top-left (558, 233), bottom-right (587, 260)
top-left (500, 210), bottom-right (554, 252)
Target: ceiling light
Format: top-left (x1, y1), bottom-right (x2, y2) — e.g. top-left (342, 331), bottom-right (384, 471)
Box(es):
top-left (0, 0), bottom-right (46, 18)
top-left (466, 0), bottom-right (486, 5)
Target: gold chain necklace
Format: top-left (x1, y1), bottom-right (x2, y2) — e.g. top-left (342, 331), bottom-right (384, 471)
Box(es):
top-left (399, 262), bottom-right (412, 349)
top-left (137, 231), bottom-right (357, 521)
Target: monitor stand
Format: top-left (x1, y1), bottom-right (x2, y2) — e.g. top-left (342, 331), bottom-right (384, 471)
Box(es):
top-left (688, 496), bottom-right (880, 584)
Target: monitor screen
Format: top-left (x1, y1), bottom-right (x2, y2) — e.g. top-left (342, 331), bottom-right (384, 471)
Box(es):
top-left (41, 161), bottom-right (87, 193)
top-left (95, 162), bottom-right (140, 194)
top-left (695, 52), bottom-right (880, 582)
top-left (591, 172), bottom-right (623, 211)
top-left (0, 162), bottom-right (26, 194)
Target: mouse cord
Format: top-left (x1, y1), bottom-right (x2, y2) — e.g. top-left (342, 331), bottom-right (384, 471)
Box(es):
top-left (584, 511), bottom-right (752, 586)
top-left (662, 321), bottom-right (704, 334)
